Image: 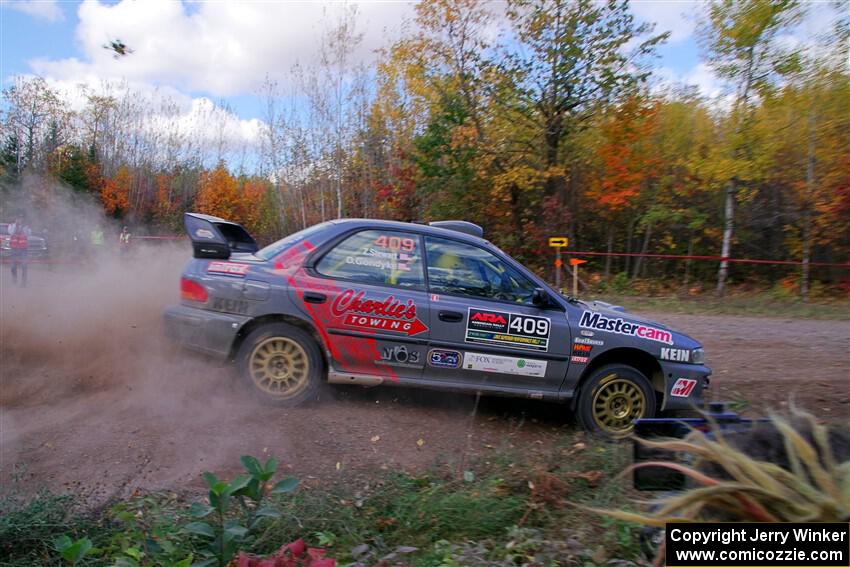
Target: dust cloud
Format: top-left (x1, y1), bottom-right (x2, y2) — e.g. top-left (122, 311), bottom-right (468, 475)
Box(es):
top-left (0, 180), bottom-right (258, 502)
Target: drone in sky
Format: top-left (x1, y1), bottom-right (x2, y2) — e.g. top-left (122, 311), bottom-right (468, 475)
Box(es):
top-left (103, 39), bottom-right (134, 59)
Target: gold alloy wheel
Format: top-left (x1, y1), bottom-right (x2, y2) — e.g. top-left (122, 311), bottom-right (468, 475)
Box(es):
top-left (248, 337), bottom-right (310, 399)
top-left (591, 373), bottom-right (647, 435)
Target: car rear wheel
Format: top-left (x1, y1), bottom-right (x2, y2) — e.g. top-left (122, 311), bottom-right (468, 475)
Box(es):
top-left (236, 323), bottom-right (323, 405)
top-left (577, 364), bottom-right (656, 437)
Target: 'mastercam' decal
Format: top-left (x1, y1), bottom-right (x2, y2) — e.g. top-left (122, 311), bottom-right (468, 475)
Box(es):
top-left (465, 308), bottom-right (550, 352)
top-left (579, 311), bottom-right (673, 345)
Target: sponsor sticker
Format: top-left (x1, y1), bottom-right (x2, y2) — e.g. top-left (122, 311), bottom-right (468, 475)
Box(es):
top-left (430, 294), bottom-right (440, 302)
top-left (670, 378), bottom-right (697, 397)
top-left (580, 329), bottom-right (595, 337)
top-left (428, 349), bottom-right (462, 369)
top-left (572, 343), bottom-right (592, 353)
top-left (208, 261), bottom-right (250, 277)
top-left (574, 337), bottom-right (604, 346)
top-left (465, 308), bottom-right (551, 352)
top-left (570, 355), bottom-right (589, 364)
top-left (660, 347), bottom-right (690, 363)
top-left (331, 289), bottom-right (428, 336)
top-left (195, 228), bottom-right (215, 239)
top-left (579, 311), bottom-right (673, 345)
top-left (377, 345), bottom-right (423, 368)
top-left (463, 352), bottom-right (547, 377)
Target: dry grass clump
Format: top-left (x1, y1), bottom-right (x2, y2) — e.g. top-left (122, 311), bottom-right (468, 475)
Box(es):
top-left (590, 409), bottom-right (850, 563)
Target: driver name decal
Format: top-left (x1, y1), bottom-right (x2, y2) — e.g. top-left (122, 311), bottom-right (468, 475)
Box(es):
top-left (207, 261), bottom-right (250, 276)
top-left (465, 308), bottom-right (550, 352)
top-left (579, 311), bottom-right (673, 345)
top-left (332, 289), bottom-right (427, 336)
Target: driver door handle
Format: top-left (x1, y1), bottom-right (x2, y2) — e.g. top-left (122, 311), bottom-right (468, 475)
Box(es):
top-left (303, 292), bottom-right (327, 304)
top-left (438, 310), bottom-right (463, 323)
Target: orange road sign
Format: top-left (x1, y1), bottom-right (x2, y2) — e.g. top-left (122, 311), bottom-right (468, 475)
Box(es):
top-left (569, 258), bottom-right (587, 266)
top-left (548, 237), bottom-right (568, 247)
top-left (554, 258), bottom-right (563, 268)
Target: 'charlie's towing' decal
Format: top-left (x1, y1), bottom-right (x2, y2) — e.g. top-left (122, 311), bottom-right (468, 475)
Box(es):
top-left (331, 289), bottom-right (428, 336)
top-left (579, 311), bottom-right (673, 345)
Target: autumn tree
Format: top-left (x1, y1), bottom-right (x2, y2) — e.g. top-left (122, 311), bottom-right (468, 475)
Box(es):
top-left (194, 161), bottom-right (245, 222)
top-left (101, 166), bottom-right (132, 217)
top-left (698, 0), bottom-right (802, 295)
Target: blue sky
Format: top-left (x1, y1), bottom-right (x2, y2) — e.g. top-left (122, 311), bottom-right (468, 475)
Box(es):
top-left (1, 0), bottom-right (837, 141)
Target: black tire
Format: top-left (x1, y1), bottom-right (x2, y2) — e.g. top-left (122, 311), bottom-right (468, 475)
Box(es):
top-left (236, 322), bottom-right (324, 406)
top-left (576, 364), bottom-right (656, 437)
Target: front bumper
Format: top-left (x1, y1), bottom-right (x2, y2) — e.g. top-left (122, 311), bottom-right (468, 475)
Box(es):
top-left (658, 362), bottom-right (712, 411)
top-left (163, 303), bottom-right (250, 360)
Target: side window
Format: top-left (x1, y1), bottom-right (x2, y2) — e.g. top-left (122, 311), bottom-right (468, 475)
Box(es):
top-left (425, 237), bottom-right (537, 304)
top-left (316, 230), bottom-right (425, 288)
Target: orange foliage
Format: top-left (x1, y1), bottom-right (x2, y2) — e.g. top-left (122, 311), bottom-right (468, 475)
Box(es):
top-left (587, 98), bottom-right (661, 218)
top-left (194, 162), bottom-right (245, 222)
top-left (101, 166), bottom-right (131, 216)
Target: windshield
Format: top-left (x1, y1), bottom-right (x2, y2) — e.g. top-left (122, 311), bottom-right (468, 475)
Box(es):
top-left (255, 223), bottom-right (329, 260)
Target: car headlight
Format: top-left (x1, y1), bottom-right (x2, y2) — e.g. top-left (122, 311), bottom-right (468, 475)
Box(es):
top-left (691, 347), bottom-right (705, 365)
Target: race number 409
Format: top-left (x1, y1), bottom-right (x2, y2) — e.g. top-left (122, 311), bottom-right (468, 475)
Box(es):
top-left (509, 315), bottom-right (549, 337)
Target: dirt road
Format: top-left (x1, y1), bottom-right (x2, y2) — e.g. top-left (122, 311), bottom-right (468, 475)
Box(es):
top-left (1, 249), bottom-right (848, 502)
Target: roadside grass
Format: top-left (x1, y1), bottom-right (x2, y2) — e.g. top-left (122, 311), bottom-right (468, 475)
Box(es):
top-left (589, 292), bottom-right (850, 320)
top-left (0, 435), bottom-right (642, 567)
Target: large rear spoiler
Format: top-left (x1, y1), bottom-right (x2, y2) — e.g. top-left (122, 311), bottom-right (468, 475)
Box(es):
top-left (184, 213), bottom-right (258, 259)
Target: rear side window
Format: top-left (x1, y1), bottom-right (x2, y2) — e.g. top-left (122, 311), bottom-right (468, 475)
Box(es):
top-left (256, 223), bottom-right (328, 260)
top-left (316, 230), bottom-right (425, 289)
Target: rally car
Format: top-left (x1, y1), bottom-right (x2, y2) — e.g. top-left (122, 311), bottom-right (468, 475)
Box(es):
top-left (164, 213), bottom-right (711, 435)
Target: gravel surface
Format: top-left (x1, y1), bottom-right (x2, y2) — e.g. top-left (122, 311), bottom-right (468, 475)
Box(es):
top-left (2, 251), bottom-right (847, 503)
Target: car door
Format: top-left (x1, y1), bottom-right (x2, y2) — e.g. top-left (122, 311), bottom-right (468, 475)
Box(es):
top-left (422, 236), bottom-right (572, 395)
top-left (291, 227), bottom-right (430, 381)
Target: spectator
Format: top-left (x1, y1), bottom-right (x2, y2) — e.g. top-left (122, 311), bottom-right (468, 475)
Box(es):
top-left (8, 215), bottom-right (31, 287)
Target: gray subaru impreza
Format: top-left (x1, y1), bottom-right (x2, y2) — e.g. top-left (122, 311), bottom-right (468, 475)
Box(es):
top-left (164, 213), bottom-right (710, 435)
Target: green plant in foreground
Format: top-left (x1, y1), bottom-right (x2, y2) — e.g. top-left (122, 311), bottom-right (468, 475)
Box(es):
top-left (52, 535), bottom-right (93, 565)
top-left (105, 493), bottom-right (193, 567)
top-left (184, 455), bottom-right (299, 567)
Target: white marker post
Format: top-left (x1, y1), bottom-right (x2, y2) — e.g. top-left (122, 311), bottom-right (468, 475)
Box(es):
top-left (569, 258), bottom-right (587, 297)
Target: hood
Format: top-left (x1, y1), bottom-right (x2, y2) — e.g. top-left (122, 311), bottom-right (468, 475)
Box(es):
top-left (580, 300), bottom-right (672, 329)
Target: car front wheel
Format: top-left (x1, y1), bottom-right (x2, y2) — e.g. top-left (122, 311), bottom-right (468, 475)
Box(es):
top-left (236, 322), bottom-right (323, 405)
top-left (576, 364), bottom-right (656, 436)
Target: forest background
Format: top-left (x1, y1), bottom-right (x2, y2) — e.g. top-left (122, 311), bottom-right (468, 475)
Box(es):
top-left (2, 0), bottom-right (848, 298)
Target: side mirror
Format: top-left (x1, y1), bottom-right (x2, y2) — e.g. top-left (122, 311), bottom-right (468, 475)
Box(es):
top-left (532, 287), bottom-right (550, 307)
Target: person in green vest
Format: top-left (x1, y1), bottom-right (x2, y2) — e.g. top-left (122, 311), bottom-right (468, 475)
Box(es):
top-left (90, 227), bottom-right (104, 258)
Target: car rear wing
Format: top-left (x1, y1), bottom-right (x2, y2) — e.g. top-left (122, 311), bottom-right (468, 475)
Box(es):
top-left (184, 213), bottom-right (258, 259)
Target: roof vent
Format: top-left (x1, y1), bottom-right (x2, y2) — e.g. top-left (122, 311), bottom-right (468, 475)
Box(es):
top-left (428, 221), bottom-right (484, 238)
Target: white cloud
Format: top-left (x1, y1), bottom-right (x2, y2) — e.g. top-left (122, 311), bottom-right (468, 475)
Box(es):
top-left (5, 0), bottom-right (64, 22)
top-left (631, 0), bottom-right (698, 43)
top-left (18, 74), bottom-right (265, 163)
top-left (683, 62), bottom-right (725, 99)
top-left (650, 62), bottom-right (736, 109)
top-left (29, 0), bottom-right (416, 98)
